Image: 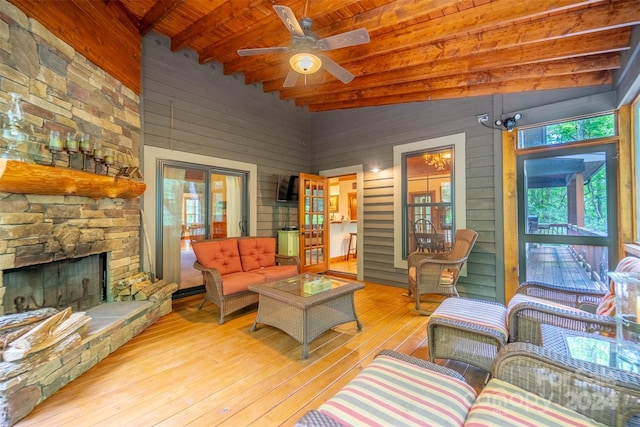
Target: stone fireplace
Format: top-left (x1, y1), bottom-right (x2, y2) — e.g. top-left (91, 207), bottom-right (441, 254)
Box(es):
top-left (0, 191), bottom-right (143, 310)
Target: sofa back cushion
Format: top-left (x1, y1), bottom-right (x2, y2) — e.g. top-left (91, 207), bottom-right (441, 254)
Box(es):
top-left (192, 239), bottom-right (243, 275)
top-left (238, 237), bottom-right (276, 271)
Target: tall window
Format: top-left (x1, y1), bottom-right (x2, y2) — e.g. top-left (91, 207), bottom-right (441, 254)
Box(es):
top-left (405, 148), bottom-right (454, 254)
top-left (393, 133), bottom-right (466, 269)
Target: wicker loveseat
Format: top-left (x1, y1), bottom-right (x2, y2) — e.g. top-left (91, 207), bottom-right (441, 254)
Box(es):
top-left (193, 236), bottom-right (300, 324)
top-left (296, 347), bottom-right (640, 426)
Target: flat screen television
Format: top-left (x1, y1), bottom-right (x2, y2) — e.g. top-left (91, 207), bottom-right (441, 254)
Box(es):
top-left (276, 174), bottom-right (299, 202)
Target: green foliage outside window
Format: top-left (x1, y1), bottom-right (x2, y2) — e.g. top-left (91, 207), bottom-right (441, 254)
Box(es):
top-left (528, 166), bottom-right (607, 233)
top-left (525, 114), bottom-right (614, 234)
top-left (545, 114), bottom-right (615, 144)
top-left (519, 113), bottom-right (615, 148)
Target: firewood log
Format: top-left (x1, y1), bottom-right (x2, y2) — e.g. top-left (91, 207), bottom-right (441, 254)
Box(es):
top-left (149, 282), bottom-right (178, 302)
top-left (3, 308), bottom-right (90, 362)
top-left (0, 308), bottom-right (59, 332)
top-left (133, 279), bottom-right (165, 300)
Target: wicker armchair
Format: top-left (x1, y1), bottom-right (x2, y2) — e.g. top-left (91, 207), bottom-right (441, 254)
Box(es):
top-left (508, 282), bottom-right (615, 344)
top-left (493, 342), bottom-right (640, 426)
top-left (508, 256), bottom-right (640, 344)
top-left (407, 229), bottom-right (478, 312)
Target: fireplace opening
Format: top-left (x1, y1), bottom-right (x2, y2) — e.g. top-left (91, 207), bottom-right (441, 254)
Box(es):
top-left (2, 253), bottom-right (107, 315)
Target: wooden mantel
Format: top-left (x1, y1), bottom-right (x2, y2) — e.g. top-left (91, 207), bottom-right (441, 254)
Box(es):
top-left (0, 160), bottom-right (145, 199)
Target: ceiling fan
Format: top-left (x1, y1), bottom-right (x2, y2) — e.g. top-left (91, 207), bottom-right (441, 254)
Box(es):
top-left (237, 5), bottom-right (370, 87)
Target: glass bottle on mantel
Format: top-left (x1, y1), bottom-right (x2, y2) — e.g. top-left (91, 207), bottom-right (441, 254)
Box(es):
top-left (0, 92), bottom-right (33, 163)
top-left (609, 271), bottom-right (640, 373)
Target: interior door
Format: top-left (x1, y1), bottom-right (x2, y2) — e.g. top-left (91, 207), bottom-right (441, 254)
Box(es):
top-left (298, 173), bottom-right (329, 273)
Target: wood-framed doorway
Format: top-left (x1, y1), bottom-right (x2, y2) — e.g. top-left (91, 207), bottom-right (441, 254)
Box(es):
top-left (320, 165), bottom-right (364, 281)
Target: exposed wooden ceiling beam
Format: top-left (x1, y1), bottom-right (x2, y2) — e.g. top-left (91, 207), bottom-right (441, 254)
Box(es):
top-left (198, 0), bottom-right (396, 63)
top-left (240, 0), bottom-right (640, 85)
top-left (222, 0), bottom-right (606, 72)
top-left (265, 28), bottom-right (629, 98)
top-left (306, 71), bottom-right (613, 112)
top-left (139, 0), bottom-right (185, 36)
top-left (170, 0), bottom-right (275, 52)
top-left (293, 54), bottom-right (621, 107)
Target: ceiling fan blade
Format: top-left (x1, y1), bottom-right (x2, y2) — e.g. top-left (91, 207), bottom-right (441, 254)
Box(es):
top-left (273, 5), bottom-right (305, 38)
top-left (237, 46), bottom-right (290, 56)
top-left (317, 28), bottom-right (370, 51)
top-left (318, 54), bottom-right (354, 84)
top-left (283, 68), bottom-right (299, 88)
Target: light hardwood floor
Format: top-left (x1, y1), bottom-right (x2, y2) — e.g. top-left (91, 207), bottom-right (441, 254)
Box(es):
top-left (17, 281), bottom-right (485, 426)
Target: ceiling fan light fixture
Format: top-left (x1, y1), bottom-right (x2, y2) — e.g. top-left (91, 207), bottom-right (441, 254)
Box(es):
top-left (289, 51), bottom-right (322, 74)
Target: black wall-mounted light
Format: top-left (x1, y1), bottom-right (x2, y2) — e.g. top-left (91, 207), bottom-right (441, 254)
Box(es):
top-left (494, 113), bottom-right (522, 132)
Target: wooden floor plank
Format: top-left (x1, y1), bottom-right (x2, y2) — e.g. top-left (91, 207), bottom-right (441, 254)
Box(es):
top-left (16, 281), bottom-right (485, 426)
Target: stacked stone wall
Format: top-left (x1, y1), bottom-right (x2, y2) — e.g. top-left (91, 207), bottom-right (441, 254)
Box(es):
top-left (0, 0), bottom-right (143, 314)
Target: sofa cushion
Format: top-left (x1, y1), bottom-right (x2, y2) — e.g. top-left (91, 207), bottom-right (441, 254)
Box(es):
top-left (318, 353), bottom-right (476, 426)
top-left (193, 239), bottom-right (243, 274)
top-left (465, 378), bottom-right (604, 426)
top-left (238, 237), bottom-right (277, 271)
top-left (219, 271), bottom-right (265, 295)
top-left (250, 265), bottom-right (299, 282)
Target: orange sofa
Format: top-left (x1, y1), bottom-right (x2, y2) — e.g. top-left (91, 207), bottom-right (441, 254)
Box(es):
top-left (192, 236), bottom-right (300, 324)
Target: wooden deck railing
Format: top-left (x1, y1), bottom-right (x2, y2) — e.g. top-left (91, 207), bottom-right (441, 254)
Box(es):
top-left (528, 223), bottom-right (608, 291)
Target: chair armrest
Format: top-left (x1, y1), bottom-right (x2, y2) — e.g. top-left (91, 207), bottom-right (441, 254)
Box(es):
top-left (275, 254), bottom-right (301, 273)
top-left (413, 256), bottom-right (467, 278)
top-left (493, 342), bottom-right (640, 426)
top-left (508, 299), bottom-right (616, 343)
top-left (375, 349), bottom-right (467, 382)
top-left (518, 281), bottom-right (606, 310)
top-left (407, 251), bottom-right (448, 266)
top-left (193, 261), bottom-right (224, 294)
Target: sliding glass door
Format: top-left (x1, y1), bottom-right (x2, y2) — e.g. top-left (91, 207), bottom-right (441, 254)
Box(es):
top-left (157, 161), bottom-right (248, 294)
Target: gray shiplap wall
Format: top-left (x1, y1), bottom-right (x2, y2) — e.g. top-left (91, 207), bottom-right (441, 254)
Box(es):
top-left (142, 33), bottom-right (310, 235)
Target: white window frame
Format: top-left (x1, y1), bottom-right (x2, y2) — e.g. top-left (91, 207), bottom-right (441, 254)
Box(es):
top-left (393, 133), bottom-right (467, 269)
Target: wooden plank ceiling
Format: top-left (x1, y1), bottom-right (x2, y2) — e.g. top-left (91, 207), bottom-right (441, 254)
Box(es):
top-left (9, 0), bottom-right (640, 112)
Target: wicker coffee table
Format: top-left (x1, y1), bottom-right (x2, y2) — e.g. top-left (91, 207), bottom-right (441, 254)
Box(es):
top-left (249, 274), bottom-right (364, 359)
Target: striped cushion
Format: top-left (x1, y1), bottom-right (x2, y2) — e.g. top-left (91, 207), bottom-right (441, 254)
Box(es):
top-left (430, 298), bottom-right (508, 343)
top-left (507, 293), bottom-right (585, 329)
top-left (465, 379), bottom-right (604, 426)
top-left (508, 293), bottom-right (585, 314)
top-left (319, 354), bottom-right (477, 426)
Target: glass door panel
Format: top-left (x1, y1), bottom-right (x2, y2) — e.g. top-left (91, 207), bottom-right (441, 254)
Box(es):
top-left (299, 173), bottom-right (328, 273)
top-left (518, 145), bottom-right (617, 290)
top-left (159, 162), bottom-right (248, 294)
top-left (162, 165), bottom-right (206, 290)
top-left (209, 173), bottom-right (245, 238)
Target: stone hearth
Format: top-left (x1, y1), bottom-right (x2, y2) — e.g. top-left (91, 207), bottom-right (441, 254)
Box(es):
top-left (0, 298), bottom-right (174, 426)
